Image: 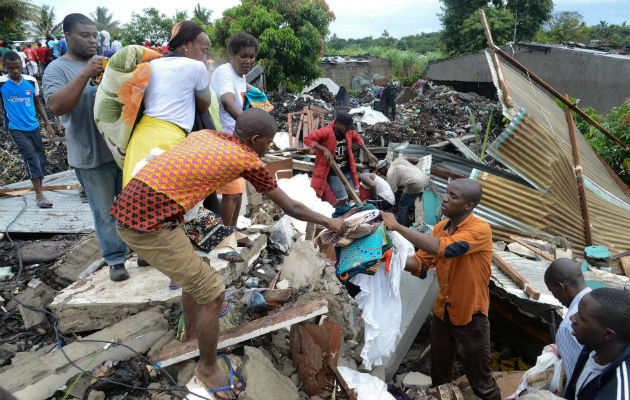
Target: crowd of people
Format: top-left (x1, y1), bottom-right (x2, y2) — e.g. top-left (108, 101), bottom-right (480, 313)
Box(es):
top-left (1, 11), bottom-right (629, 400)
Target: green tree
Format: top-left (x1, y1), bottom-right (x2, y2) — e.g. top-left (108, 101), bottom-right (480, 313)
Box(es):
top-left (213, 0), bottom-right (335, 92)
top-left (31, 4), bottom-right (62, 38)
top-left (0, 0), bottom-right (39, 40)
top-left (193, 3), bottom-right (212, 26)
top-left (174, 9), bottom-right (189, 22)
top-left (120, 8), bottom-right (173, 44)
top-left (539, 11), bottom-right (590, 42)
top-left (457, 7), bottom-right (514, 54)
top-left (439, 0), bottom-right (552, 55)
top-left (91, 6), bottom-right (120, 32)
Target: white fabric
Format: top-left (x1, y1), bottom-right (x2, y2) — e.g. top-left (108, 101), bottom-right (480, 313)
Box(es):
top-left (17, 51), bottom-right (26, 68)
top-left (351, 231), bottom-right (414, 369)
top-left (349, 106), bottom-right (390, 125)
top-left (143, 57), bottom-right (210, 132)
top-left (512, 344), bottom-right (564, 398)
top-left (101, 30), bottom-right (110, 47)
top-left (26, 61), bottom-right (37, 75)
top-left (276, 174), bottom-right (334, 233)
top-left (557, 287), bottom-right (591, 380)
top-left (387, 156), bottom-right (430, 194)
top-left (575, 351), bottom-right (609, 398)
top-left (337, 366), bottom-right (396, 400)
top-left (210, 63), bottom-right (246, 134)
top-left (373, 175), bottom-right (395, 205)
top-left (110, 40), bottom-right (122, 51)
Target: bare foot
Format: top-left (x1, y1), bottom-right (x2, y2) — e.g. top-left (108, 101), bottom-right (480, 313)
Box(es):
top-left (195, 364), bottom-right (242, 399)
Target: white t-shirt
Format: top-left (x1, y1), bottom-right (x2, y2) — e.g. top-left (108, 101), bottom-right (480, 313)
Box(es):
top-left (143, 57), bottom-right (210, 132)
top-left (111, 40), bottom-right (122, 51)
top-left (210, 63), bottom-right (246, 134)
top-left (101, 30), bottom-right (110, 47)
top-left (17, 51), bottom-right (26, 68)
top-left (373, 175), bottom-right (395, 205)
top-left (574, 351), bottom-right (609, 398)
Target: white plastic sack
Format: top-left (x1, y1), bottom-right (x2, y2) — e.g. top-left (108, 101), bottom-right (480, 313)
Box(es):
top-left (349, 107), bottom-right (390, 125)
top-left (337, 366), bottom-right (396, 400)
top-left (351, 231), bottom-right (414, 369)
top-left (277, 174), bottom-right (334, 233)
top-left (507, 344), bottom-right (564, 399)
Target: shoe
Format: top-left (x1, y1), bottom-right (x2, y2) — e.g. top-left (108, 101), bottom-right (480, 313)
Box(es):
top-left (137, 257), bottom-right (150, 267)
top-left (109, 264), bottom-right (129, 281)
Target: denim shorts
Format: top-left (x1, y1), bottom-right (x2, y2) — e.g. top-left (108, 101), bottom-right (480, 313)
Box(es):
top-left (327, 170), bottom-right (356, 201)
top-left (9, 128), bottom-right (47, 179)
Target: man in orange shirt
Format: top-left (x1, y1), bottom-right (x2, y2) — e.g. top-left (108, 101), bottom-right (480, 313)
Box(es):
top-left (382, 178), bottom-right (501, 400)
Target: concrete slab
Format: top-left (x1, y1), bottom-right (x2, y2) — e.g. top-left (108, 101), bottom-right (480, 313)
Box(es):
top-left (53, 235), bottom-right (102, 287)
top-left (0, 310), bottom-right (167, 400)
top-left (382, 269), bottom-right (439, 380)
top-left (50, 260), bottom-right (180, 333)
top-left (200, 233), bottom-right (268, 284)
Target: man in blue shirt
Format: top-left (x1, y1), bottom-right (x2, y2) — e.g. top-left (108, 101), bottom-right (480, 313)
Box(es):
top-left (59, 35), bottom-right (67, 56)
top-left (0, 51), bottom-right (56, 207)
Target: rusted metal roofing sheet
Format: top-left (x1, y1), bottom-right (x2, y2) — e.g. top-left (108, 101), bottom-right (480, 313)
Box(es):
top-left (489, 53), bottom-right (630, 204)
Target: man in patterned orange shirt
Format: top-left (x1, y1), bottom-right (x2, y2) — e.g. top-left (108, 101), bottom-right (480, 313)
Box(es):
top-left (112, 109), bottom-right (345, 398)
top-left (381, 178), bottom-right (501, 400)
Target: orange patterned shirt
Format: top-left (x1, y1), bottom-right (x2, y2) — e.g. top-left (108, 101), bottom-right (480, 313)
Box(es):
top-left (112, 130), bottom-right (277, 231)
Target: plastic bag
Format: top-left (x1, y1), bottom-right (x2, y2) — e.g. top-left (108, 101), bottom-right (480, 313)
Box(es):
top-left (337, 366), bottom-right (396, 400)
top-left (506, 344), bottom-right (564, 399)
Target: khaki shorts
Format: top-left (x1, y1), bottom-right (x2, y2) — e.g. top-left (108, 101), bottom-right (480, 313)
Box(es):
top-left (116, 222), bottom-right (225, 304)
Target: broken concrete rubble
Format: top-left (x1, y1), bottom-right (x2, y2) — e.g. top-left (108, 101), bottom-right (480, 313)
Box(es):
top-left (53, 235), bottom-right (102, 286)
top-left (280, 239), bottom-right (328, 288)
top-left (241, 345), bottom-right (299, 400)
top-left (16, 279), bottom-right (56, 330)
top-left (0, 310), bottom-right (167, 400)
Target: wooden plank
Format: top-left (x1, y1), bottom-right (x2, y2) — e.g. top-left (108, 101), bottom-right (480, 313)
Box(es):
top-left (610, 250), bottom-right (630, 261)
top-left (509, 236), bottom-right (555, 261)
top-left (153, 298), bottom-right (329, 367)
top-left (492, 253), bottom-right (541, 300)
top-left (0, 184), bottom-right (81, 195)
top-left (620, 256), bottom-right (630, 278)
top-left (326, 158), bottom-right (364, 205)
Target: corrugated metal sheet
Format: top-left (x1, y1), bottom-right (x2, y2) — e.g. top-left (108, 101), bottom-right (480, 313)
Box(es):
top-left (0, 170), bottom-right (94, 233)
top-left (483, 53), bottom-right (630, 254)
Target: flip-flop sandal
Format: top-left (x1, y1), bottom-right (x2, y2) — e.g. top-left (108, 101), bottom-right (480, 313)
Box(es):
top-left (217, 251), bottom-right (245, 263)
top-left (198, 354), bottom-right (245, 397)
top-left (37, 198), bottom-right (53, 208)
top-left (169, 284), bottom-right (181, 290)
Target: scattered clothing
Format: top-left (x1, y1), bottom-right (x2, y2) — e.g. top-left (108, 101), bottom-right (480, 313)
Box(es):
top-left (243, 84), bottom-right (274, 112)
top-left (182, 208), bottom-right (234, 253)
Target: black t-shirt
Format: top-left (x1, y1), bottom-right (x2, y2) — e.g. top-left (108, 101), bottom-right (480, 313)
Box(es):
top-left (334, 132), bottom-right (350, 172)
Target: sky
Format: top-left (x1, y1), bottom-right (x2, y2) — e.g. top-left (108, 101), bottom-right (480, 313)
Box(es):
top-left (32, 0), bottom-right (630, 39)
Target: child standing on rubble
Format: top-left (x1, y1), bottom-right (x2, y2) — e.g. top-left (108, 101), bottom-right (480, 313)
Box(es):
top-left (304, 112), bottom-right (378, 208)
top-left (0, 51), bottom-right (56, 208)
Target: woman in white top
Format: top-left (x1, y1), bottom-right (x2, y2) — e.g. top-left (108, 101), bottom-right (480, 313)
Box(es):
top-left (210, 32), bottom-right (259, 227)
top-left (122, 20), bottom-right (212, 186)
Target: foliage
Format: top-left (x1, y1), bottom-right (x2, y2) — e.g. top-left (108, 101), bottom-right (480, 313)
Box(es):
top-left (30, 4), bottom-right (62, 38)
top-left (120, 8), bottom-right (173, 45)
top-left (326, 32), bottom-right (440, 54)
top-left (534, 11), bottom-right (590, 42)
top-left (213, 0), bottom-right (335, 92)
top-left (325, 46), bottom-right (443, 86)
top-left (173, 10), bottom-right (189, 22)
top-left (193, 4), bottom-right (212, 26)
top-left (91, 6), bottom-right (120, 32)
top-left (554, 97), bottom-right (630, 185)
top-left (467, 107), bottom-right (493, 162)
top-left (439, 0), bottom-right (552, 55)
top-left (0, 0), bottom-right (39, 40)
top-left (590, 21), bottom-right (630, 46)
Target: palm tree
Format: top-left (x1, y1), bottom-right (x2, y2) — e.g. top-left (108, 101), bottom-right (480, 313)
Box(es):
top-left (31, 4), bottom-right (62, 38)
top-left (0, 0), bottom-right (39, 32)
top-left (193, 3), bottom-right (212, 26)
top-left (90, 6), bottom-right (120, 31)
top-left (174, 9), bottom-right (189, 22)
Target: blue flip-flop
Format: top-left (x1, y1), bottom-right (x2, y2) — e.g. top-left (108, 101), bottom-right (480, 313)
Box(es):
top-left (198, 354), bottom-right (245, 397)
top-left (37, 198), bottom-right (53, 208)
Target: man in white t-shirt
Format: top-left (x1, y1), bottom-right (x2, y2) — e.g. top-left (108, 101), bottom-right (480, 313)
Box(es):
top-left (359, 170), bottom-right (395, 210)
top-left (101, 29), bottom-right (110, 51)
top-left (110, 37), bottom-right (122, 52)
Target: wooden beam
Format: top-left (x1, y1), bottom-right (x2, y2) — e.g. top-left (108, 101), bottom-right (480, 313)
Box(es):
top-left (492, 46), bottom-right (630, 153)
top-left (0, 184), bottom-right (81, 196)
top-left (492, 253), bottom-right (541, 300)
top-left (479, 9), bottom-right (513, 108)
top-left (610, 250), bottom-right (630, 261)
top-left (327, 157), bottom-right (364, 205)
top-left (153, 298), bottom-right (329, 367)
top-left (509, 236), bottom-right (555, 262)
top-left (564, 94), bottom-right (593, 246)
top-left (620, 256), bottom-right (630, 278)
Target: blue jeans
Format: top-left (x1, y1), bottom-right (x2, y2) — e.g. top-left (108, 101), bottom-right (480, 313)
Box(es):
top-left (327, 170), bottom-right (356, 201)
top-left (75, 161), bottom-right (127, 266)
top-left (397, 192), bottom-right (419, 226)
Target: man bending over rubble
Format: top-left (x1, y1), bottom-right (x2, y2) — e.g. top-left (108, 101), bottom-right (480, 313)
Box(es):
top-left (381, 178), bottom-right (501, 400)
top-left (111, 108), bottom-right (345, 399)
